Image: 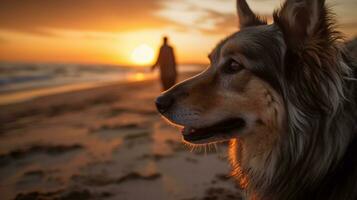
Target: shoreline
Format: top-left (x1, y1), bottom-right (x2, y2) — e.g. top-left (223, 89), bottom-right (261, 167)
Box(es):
top-left (0, 64), bottom-right (205, 106)
top-left (0, 78), bottom-right (158, 126)
top-left (0, 71), bottom-right (197, 126)
top-left (0, 72), bottom-right (157, 106)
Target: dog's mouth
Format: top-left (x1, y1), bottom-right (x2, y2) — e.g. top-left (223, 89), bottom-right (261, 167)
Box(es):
top-left (181, 118), bottom-right (246, 143)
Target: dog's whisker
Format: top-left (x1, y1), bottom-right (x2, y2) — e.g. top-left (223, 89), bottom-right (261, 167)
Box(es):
top-left (214, 143), bottom-right (219, 152)
top-left (344, 77), bottom-right (357, 81)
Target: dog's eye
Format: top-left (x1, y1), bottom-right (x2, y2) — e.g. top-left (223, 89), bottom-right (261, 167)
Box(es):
top-left (222, 60), bottom-right (243, 74)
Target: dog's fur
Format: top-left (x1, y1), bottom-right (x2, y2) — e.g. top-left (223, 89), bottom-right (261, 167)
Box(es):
top-left (155, 0), bottom-right (357, 199)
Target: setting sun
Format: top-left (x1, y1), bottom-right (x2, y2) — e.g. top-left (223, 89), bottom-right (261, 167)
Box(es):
top-left (131, 44), bottom-right (155, 65)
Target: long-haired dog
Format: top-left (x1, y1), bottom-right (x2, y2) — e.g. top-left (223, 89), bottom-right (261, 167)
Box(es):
top-left (155, 0), bottom-right (357, 199)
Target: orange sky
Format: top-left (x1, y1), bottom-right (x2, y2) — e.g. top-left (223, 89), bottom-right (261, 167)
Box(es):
top-left (0, 0), bottom-right (356, 66)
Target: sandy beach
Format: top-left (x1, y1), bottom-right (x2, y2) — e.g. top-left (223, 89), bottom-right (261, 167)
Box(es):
top-left (0, 72), bottom-right (242, 200)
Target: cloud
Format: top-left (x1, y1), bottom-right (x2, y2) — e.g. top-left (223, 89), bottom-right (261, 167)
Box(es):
top-left (155, 0), bottom-right (235, 35)
top-left (156, 0), bottom-right (356, 36)
top-left (0, 0), bottom-right (355, 39)
top-left (0, 0), bottom-right (240, 37)
top-left (155, 0), bottom-right (276, 35)
top-left (0, 0), bottom-right (172, 34)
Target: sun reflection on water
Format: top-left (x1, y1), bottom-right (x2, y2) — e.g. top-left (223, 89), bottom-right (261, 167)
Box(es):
top-left (128, 72), bottom-right (157, 82)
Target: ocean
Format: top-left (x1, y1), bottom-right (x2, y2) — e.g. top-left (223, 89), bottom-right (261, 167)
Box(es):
top-left (0, 62), bottom-right (203, 105)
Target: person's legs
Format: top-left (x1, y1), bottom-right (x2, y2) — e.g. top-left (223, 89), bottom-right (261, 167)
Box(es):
top-left (161, 75), bottom-right (176, 91)
top-left (161, 77), bottom-right (170, 91)
top-left (168, 75), bottom-right (176, 88)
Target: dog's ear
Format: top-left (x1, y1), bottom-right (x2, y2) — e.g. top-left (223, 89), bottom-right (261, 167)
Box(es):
top-left (237, 0), bottom-right (266, 28)
top-left (274, 0), bottom-right (326, 49)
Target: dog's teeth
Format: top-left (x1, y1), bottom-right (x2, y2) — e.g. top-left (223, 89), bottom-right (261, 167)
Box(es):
top-left (182, 127), bottom-right (198, 136)
top-left (182, 127), bottom-right (197, 135)
top-left (182, 127), bottom-right (191, 136)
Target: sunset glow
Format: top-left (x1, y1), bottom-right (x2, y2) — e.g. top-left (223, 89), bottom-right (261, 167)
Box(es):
top-left (131, 44), bottom-right (155, 65)
top-left (0, 0), bottom-right (355, 66)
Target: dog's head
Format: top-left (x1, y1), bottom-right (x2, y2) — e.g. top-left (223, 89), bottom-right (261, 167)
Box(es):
top-left (156, 0), bottom-right (346, 146)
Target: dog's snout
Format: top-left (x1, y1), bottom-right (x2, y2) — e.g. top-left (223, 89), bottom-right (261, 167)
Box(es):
top-left (155, 95), bottom-right (174, 113)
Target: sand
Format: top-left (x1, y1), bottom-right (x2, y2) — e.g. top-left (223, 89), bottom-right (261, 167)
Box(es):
top-left (0, 72), bottom-right (243, 200)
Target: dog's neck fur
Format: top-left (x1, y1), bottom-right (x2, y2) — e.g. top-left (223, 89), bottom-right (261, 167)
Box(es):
top-left (230, 54), bottom-right (357, 200)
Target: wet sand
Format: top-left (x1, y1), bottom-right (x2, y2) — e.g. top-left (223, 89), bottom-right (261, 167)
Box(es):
top-left (0, 72), bottom-right (243, 200)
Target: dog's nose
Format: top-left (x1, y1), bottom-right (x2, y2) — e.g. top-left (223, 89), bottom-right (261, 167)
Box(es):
top-left (155, 95), bottom-right (174, 113)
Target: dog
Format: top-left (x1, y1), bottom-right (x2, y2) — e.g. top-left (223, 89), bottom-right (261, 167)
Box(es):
top-left (155, 0), bottom-right (357, 199)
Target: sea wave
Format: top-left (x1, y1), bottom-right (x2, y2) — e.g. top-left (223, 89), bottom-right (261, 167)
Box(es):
top-left (0, 62), bottom-right (204, 94)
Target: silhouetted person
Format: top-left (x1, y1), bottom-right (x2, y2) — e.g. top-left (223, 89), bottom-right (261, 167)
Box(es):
top-left (151, 37), bottom-right (177, 90)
